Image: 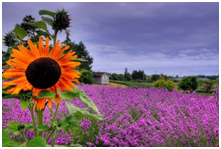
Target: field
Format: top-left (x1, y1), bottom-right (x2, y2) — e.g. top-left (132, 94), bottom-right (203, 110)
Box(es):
top-left (2, 85), bottom-right (219, 147)
top-left (91, 82), bottom-right (128, 88)
top-left (110, 80), bottom-right (153, 88)
top-left (109, 80), bottom-right (217, 96)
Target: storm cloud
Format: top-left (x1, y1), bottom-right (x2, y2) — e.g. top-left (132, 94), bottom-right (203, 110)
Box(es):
top-left (2, 2), bottom-right (219, 76)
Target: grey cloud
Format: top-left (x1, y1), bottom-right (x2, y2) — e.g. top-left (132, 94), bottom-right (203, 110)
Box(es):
top-left (2, 2), bottom-right (219, 76)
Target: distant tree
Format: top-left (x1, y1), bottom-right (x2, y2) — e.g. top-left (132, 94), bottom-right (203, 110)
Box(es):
top-left (62, 31), bottom-right (94, 84)
top-left (16, 15), bottom-right (50, 43)
top-left (124, 67), bottom-right (128, 81)
top-left (110, 73), bottom-right (118, 80)
top-left (153, 79), bottom-right (176, 92)
top-left (158, 73), bottom-right (167, 81)
top-left (62, 39), bottom-right (93, 71)
top-left (132, 70), bottom-right (138, 80)
top-left (132, 70), bottom-right (145, 81)
top-left (176, 75), bottom-right (179, 78)
top-left (127, 73), bottom-right (133, 81)
top-left (117, 74), bottom-right (125, 81)
top-left (178, 77), bottom-right (192, 90)
top-left (2, 50), bottom-right (11, 66)
top-left (178, 76), bottom-right (198, 91)
top-left (62, 29), bottom-right (72, 46)
top-left (190, 76), bottom-right (198, 90)
top-left (152, 74), bottom-right (160, 82)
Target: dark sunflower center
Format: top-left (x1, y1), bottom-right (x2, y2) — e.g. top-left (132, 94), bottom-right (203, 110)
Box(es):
top-left (26, 58), bottom-right (61, 89)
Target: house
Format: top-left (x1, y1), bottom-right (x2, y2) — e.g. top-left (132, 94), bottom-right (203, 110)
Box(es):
top-left (2, 64), bottom-right (10, 73)
top-left (93, 72), bottom-right (109, 84)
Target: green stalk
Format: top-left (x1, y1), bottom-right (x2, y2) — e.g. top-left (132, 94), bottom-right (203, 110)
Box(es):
top-left (45, 129), bottom-right (56, 142)
top-left (53, 30), bottom-right (58, 47)
top-left (29, 106), bottom-right (37, 137)
top-left (53, 103), bottom-right (60, 120)
top-left (51, 130), bottom-right (59, 147)
top-left (45, 103), bottom-right (60, 142)
top-left (21, 132), bottom-right (27, 143)
top-left (36, 110), bottom-right (44, 137)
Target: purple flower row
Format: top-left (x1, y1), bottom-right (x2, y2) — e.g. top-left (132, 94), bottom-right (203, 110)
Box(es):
top-left (2, 85), bottom-right (219, 147)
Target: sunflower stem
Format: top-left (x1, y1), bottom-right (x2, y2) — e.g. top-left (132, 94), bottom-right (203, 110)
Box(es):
top-left (53, 30), bottom-right (58, 47)
top-left (53, 103), bottom-right (60, 120)
top-left (36, 110), bottom-right (44, 137)
top-left (29, 105), bottom-right (37, 138)
top-left (45, 103), bottom-right (60, 142)
top-left (51, 130), bottom-right (59, 147)
top-left (21, 132), bottom-right (28, 143)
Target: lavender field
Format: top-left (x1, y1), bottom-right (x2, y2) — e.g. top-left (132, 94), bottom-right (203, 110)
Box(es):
top-left (2, 85), bottom-right (219, 147)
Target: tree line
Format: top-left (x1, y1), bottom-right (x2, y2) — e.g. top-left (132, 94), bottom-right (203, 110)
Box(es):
top-left (109, 67), bottom-right (219, 82)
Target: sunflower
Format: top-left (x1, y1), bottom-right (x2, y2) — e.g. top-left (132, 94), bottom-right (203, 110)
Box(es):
top-left (2, 37), bottom-right (81, 110)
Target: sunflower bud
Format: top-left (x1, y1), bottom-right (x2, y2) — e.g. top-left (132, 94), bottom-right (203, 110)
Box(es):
top-left (54, 9), bottom-right (71, 31)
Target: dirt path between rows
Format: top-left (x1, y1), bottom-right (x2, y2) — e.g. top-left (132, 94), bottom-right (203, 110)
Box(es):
top-left (91, 82), bottom-right (128, 88)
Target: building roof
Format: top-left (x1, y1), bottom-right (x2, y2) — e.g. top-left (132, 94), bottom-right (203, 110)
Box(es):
top-left (93, 72), bottom-right (109, 77)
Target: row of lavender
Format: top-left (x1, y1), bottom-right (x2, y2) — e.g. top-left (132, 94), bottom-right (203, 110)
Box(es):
top-left (2, 85), bottom-right (219, 147)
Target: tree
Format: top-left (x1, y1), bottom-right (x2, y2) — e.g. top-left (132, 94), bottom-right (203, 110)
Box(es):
top-left (110, 73), bottom-right (118, 80)
top-left (124, 67), bottom-right (128, 81)
top-left (178, 76), bottom-right (198, 91)
top-left (62, 31), bottom-right (94, 84)
top-left (190, 76), bottom-right (198, 90)
top-left (15, 15), bottom-right (50, 43)
top-left (117, 74), bottom-right (125, 81)
top-left (127, 73), bottom-right (133, 81)
top-left (2, 31), bottom-right (20, 66)
top-left (132, 70), bottom-right (138, 80)
top-left (153, 79), bottom-right (176, 92)
top-left (62, 40), bottom-right (93, 71)
top-left (2, 50), bottom-right (11, 66)
top-left (132, 70), bottom-right (145, 81)
top-left (152, 74), bottom-right (160, 82)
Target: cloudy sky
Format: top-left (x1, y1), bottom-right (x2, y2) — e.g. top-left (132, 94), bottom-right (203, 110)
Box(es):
top-left (2, 2), bottom-right (219, 76)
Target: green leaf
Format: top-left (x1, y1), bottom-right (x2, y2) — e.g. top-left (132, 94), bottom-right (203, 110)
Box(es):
top-left (2, 129), bottom-right (21, 147)
top-left (2, 77), bottom-right (7, 80)
top-left (13, 26), bottom-right (27, 39)
top-left (68, 143), bottom-right (83, 147)
top-left (41, 16), bottom-right (54, 27)
top-left (58, 122), bottom-right (69, 130)
top-left (26, 137), bottom-right (46, 147)
top-left (39, 10), bottom-right (55, 17)
top-left (36, 30), bottom-right (51, 39)
top-left (60, 115), bottom-right (81, 124)
top-left (78, 69), bottom-right (90, 74)
top-left (74, 110), bottom-right (104, 121)
top-left (8, 128), bottom-right (20, 136)
top-left (20, 100), bottom-right (30, 111)
top-left (37, 125), bottom-right (49, 132)
top-left (57, 88), bottom-right (79, 100)
top-left (66, 102), bottom-right (103, 120)
top-left (6, 121), bottom-right (19, 129)
top-left (24, 122), bottom-right (33, 130)
top-left (38, 90), bottom-right (56, 98)
top-left (31, 21), bottom-right (48, 33)
top-left (72, 87), bottom-right (100, 114)
top-left (66, 124), bottom-right (78, 129)
top-left (2, 94), bottom-right (19, 99)
top-left (73, 58), bottom-right (88, 62)
top-left (50, 119), bottom-right (58, 127)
